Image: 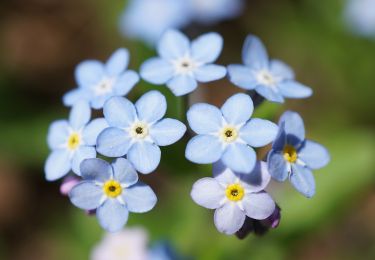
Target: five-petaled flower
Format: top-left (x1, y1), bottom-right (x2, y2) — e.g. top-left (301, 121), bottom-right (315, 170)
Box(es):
top-left (69, 158), bottom-right (157, 232)
top-left (96, 90), bottom-right (186, 174)
top-left (267, 111), bottom-right (330, 198)
top-left (191, 161), bottom-right (275, 235)
top-left (227, 35), bottom-right (312, 103)
top-left (185, 93), bottom-right (278, 173)
top-left (45, 101), bottom-right (108, 181)
top-left (140, 29), bottom-right (227, 96)
top-left (63, 48), bottom-right (139, 109)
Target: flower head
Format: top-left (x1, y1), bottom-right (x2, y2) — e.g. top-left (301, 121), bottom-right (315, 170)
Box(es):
top-left (185, 93), bottom-right (278, 173)
top-left (345, 0), bottom-right (375, 37)
top-left (267, 111), bottom-right (330, 198)
top-left (140, 30), bottom-right (226, 96)
top-left (96, 91), bottom-right (186, 174)
top-left (228, 35), bottom-right (312, 103)
top-left (191, 161), bottom-right (275, 235)
top-left (69, 158), bottom-right (157, 232)
top-left (45, 101), bottom-right (108, 181)
top-left (63, 48), bottom-right (139, 109)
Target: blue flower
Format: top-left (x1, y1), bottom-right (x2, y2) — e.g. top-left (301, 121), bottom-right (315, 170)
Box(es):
top-left (227, 35), bottom-right (312, 103)
top-left (69, 158), bottom-right (157, 232)
top-left (191, 161), bottom-right (275, 235)
top-left (63, 48), bottom-right (139, 109)
top-left (45, 101), bottom-right (108, 181)
top-left (267, 111), bottom-right (330, 198)
top-left (140, 30), bottom-right (227, 96)
top-left (148, 242), bottom-right (181, 260)
top-left (185, 93), bottom-right (278, 173)
top-left (344, 0), bottom-right (375, 37)
top-left (96, 91), bottom-right (186, 174)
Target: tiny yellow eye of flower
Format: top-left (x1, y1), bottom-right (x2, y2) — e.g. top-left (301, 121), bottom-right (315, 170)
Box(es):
top-left (283, 145), bottom-right (298, 163)
top-left (103, 180), bottom-right (122, 198)
top-left (67, 133), bottom-right (80, 150)
top-left (220, 126), bottom-right (238, 143)
top-left (225, 183), bottom-right (245, 201)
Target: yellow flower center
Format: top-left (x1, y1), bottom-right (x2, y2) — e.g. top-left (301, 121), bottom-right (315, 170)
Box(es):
top-left (220, 126), bottom-right (238, 143)
top-left (67, 133), bottom-right (81, 150)
top-left (103, 180), bottom-right (122, 198)
top-left (130, 122), bottom-right (149, 139)
top-left (225, 183), bottom-right (245, 201)
top-left (283, 145), bottom-right (298, 163)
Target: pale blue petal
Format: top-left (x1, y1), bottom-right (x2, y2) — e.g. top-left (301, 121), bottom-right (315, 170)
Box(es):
top-left (214, 203), bottom-right (246, 235)
top-left (278, 81), bottom-right (313, 99)
top-left (269, 59), bottom-right (295, 80)
top-left (222, 143), bottom-right (256, 173)
top-left (135, 91), bottom-right (166, 123)
top-left (127, 142), bottom-right (161, 174)
top-left (185, 135), bottom-right (223, 164)
top-left (149, 118), bottom-right (186, 146)
top-left (221, 93), bottom-right (253, 125)
top-left (242, 35), bottom-right (269, 69)
top-left (242, 192), bottom-right (275, 220)
top-left (45, 149), bottom-right (71, 181)
top-left (103, 96), bottom-right (136, 128)
top-left (140, 58), bottom-right (174, 84)
top-left (190, 177), bottom-right (224, 209)
top-left (96, 127), bottom-right (132, 157)
top-left (194, 64), bottom-right (226, 82)
top-left (69, 181), bottom-right (103, 210)
top-left (272, 122), bottom-right (287, 151)
top-left (167, 75), bottom-right (198, 96)
top-left (71, 146), bottom-right (96, 175)
top-left (240, 161), bottom-right (271, 192)
top-left (227, 64), bottom-right (258, 90)
top-left (191, 32), bottom-right (223, 63)
top-left (113, 70), bottom-right (139, 96)
top-left (69, 100), bottom-right (91, 130)
top-left (212, 161), bottom-right (238, 185)
top-left (298, 140), bottom-right (330, 169)
top-left (123, 182), bottom-right (157, 213)
top-left (90, 95), bottom-right (111, 110)
top-left (187, 103), bottom-right (222, 134)
top-left (97, 199), bottom-right (129, 232)
top-left (75, 60), bottom-right (104, 87)
top-left (80, 158), bottom-right (112, 182)
top-left (240, 118), bottom-right (278, 147)
top-left (267, 150), bottom-right (289, 182)
top-left (47, 120), bottom-right (70, 149)
top-left (112, 158), bottom-right (138, 186)
top-left (105, 48), bottom-right (129, 76)
top-left (63, 89), bottom-right (88, 107)
top-left (157, 30), bottom-right (190, 60)
top-left (82, 118), bottom-right (108, 146)
top-left (255, 85), bottom-right (284, 103)
top-left (290, 164), bottom-right (315, 198)
top-left (279, 110), bottom-right (305, 143)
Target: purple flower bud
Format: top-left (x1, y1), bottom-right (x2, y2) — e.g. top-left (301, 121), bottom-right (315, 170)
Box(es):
top-left (261, 205), bottom-right (281, 229)
top-left (60, 176), bottom-right (80, 196)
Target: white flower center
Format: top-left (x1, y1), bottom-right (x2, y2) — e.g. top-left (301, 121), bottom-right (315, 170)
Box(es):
top-left (94, 78), bottom-right (115, 96)
top-left (256, 70), bottom-right (277, 86)
top-left (130, 122), bottom-right (149, 139)
top-left (219, 125), bottom-right (239, 143)
top-left (172, 56), bottom-right (197, 75)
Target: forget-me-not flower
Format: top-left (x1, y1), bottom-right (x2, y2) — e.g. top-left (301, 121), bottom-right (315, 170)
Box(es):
top-left (45, 101), bottom-right (108, 181)
top-left (267, 111), bottom-right (330, 198)
top-left (140, 30), bottom-right (227, 96)
top-left (344, 0), bottom-right (375, 37)
top-left (228, 35), bottom-right (312, 103)
top-left (63, 48), bottom-right (139, 109)
top-left (69, 158), bottom-right (157, 232)
top-left (97, 91), bottom-right (186, 174)
top-left (185, 93), bottom-right (278, 173)
top-left (191, 161), bottom-right (275, 235)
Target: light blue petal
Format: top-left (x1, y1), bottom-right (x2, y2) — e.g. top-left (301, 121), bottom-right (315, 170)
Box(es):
top-left (149, 118), bottom-right (186, 146)
top-left (157, 29), bottom-right (190, 60)
top-left (105, 48), bottom-right (129, 76)
top-left (127, 142), bottom-right (161, 174)
top-left (90, 95), bottom-right (111, 110)
top-left (45, 149), bottom-right (71, 181)
top-left (113, 70), bottom-right (139, 96)
top-left (135, 91), bottom-right (166, 123)
top-left (255, 85), bottom-right (284, 103)
top-left (298, 140), bottom-right (330, 169)
top-left (103, 96), bottom-right (136, 128)
top-left (185, 135), bottom-right (223, 164)
top-left (190, 177), bottom-right (224, 209)
top-left (69, 100), bottom-right (91, 130)
top-left (123, 182), bottom-right (157, 213)
top-left (242, 192), bottom-right (275, 220)
top-left (290, 164), bottom-right (316, 198)
top-left (112, 158), bottom-right (138, 186)
top-left (191, 32), bottom-right (223, 63)
top-left (75, 60), bottom-right (104, 87)
top-left (269, 59), bottom-right (295, 80)
top-left (63, 89), bottom-right (88, 107)
top-left (227, 64), bottom-right (258, 90)
top-left (47, 120), bottom-right (70, 149)
top-left (278, 81), bottom-right (313, 99)
top-left (279, 110), bottom-right (305, 143)
top-left (240, 161), bottom-right (271, 192)
top-left (82, 118), bottom-right (108, 146)
top-left (272, 122), bottom-right (287, 151)
top-left (214, 202), bottom-right (246, 235)
top-left (267, 150), bottom-right (289, 182)
top-left (240, 118), bottom-right (278, 147)
top-left (212, 160), bottom-right (238, 185)
top-left (194, 64), bottom-right (226, 82)
top-left (80, 158), bottom-right (113, 182)
top-left (71, 146), bottom-right (96, 175)
top-left (222, 143), bottom-right (256, 173)
top-left (221, 93), bottom-right (253, 125)
top-left (140, 58), bottom-right (174, 84)
top-left (96, 127), bottom-right (132, 157)
top-left (97, 199), bottom-right (129, 232)
top-left (242, 35), bottom-right (269, 69)
top-left (187, 103), bottom-right (222, 134)
top-left (166, 75), bottom-right (198, 96)
top-left (69, 181), bottom-right (103, 210)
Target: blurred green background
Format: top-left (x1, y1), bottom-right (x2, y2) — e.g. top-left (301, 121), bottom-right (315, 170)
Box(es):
top-left (0, 0), bottom-right (374, 259)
